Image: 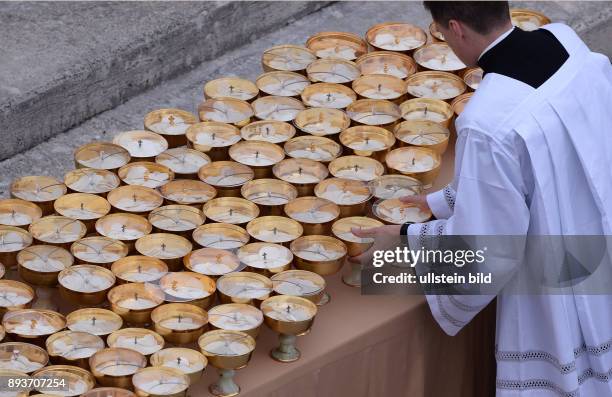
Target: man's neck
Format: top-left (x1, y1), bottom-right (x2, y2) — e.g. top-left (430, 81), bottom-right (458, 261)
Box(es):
top-left (477, 23), bottom-right (515, 61)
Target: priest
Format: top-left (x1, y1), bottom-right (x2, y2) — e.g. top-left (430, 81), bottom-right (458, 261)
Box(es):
top-left (352, 2), bottom-right (612, 395)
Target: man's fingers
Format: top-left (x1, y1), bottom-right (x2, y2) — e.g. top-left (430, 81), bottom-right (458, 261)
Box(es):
top-left (351, 226), bottom-right (379, 238)
top-left (399, 195), bottom-right (418, 203)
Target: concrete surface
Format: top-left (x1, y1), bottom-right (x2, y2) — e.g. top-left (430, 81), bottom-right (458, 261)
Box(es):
top-left (0, 1), bottom-right (330, 160)
top-left (0, 1), bottom-right (610, 196)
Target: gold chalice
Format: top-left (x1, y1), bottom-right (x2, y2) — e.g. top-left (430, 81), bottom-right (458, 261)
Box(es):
top-left (293, 107), bottom-right (350, 139)
top-left (186, 122), bottom-right (241, 161)
top-left (399, 97), bottom-right (454, 128)
top-left (228, 141), bottom-right (285, 179)
top-left (240, 120), bottom-right (296, 144)
top-left (255, 71), bottom-right (310, 98)
top-left (237, 242), bottom-right (293, 276)
top-left (511, 8), bottom-right (551, 31)
top-left (202, 197), bottom-right (259, 226)
top-left (208, 304), bottom-right (263, 339)
top-left (197, 98), bottom-right (253, 128)
top-left (300, 82), bottom-right (357, 109)
top-left (306, 31), bottom-right (367, 61)
top-left (107, 185), bottom-right (163, 215)
top-left (83, 388), bottom-right (136, 397)
top-left (54, 193), bottom-right (111, 233)
top-left (107, 283), bottom-right (165, 326)
top-left (314, 177), bottom-right (372, 218)
top-left (151, 303), bottom-right (208, 345)
top-left (406, 71), bottom-right (466, 102)
top-left (32, 365), bottom-right (95, 396)
top-left (251, 96), bottom-right (305, 122)
top-left (184, 248), bottom-right (242, 278)
top-left (159, 272), bottom-right (216, 309)
top-left (270, 270), bottom-right (326, 305)
top-left (89, 347), bottom-right (147, 389)
top-left (150, 347), bottom-right (207, 385)
top-left (66, 308), bottom-right (123, 337)
top-left (2, 309), bottom-right (65, 345)
top-left (0, 342), bottom-right (48, 373)
top-left (148, 205), bottom-right (204, 238)
top-left (290, 235), bottom-right (347, 305)
top-left (155, 148), bottom-right (211, 180)
top-left (261, 45), bottom-right (316, 73)
top-left (135, 233), bottom-right (192, 272)
top-left (332, 216), bottom-right (384, 287)
top-left (197, 330), bottom-right (256, 397)
top-left (74, 142), bottom-right (131, 172)
top-left (240, 179), bottom-right (298, 216)
top-left (158, 179), bottom-right (217, 207)
top-left (368, 174), bottom-right (423, 201)
top-left (10, 175), bottom-right (67, 216)
top-left (463, 67), bottom-right (483, 91)
top-left (58, 264), bottom-right (116, 306)
top-left (394, 120), bottom-right (450, 155)
top-left (0, 199), bottom-right (42, 230)
top-left (0, 280), bottom-right (35, 317)
top-left (385, 146), bottom-right (441, 189)
top-left (95, 213), bottom-right (153, 254)
top-left (28, 216), bottom-right (86, 250)
top-left (64, 168), bottom-right (121, 196)
top-left (365, 22), bottom-right (427, 53)
top-left (372, 198), bottom-right (433, 225)
top-left (346, 99), bottom-right (401, 131)
top-left (339, 126), bottom-right (395, 163)
top-left (46, 330), bottom-right (104, 368)
top-left (113, 131), bottom-right (169, 163)
top-left (107, 328), bottom-right (164, 357)
top-left (261, 295), bottom-right (317, 362)
top-left (204, 77), bottom-right (259, 102)
top-left (111, 256), bottom-right (168, 284)
top-left (144, 109), bottom-right (197, 149)
top-left (132, 366), bottom-right (190, 397)
top-left (451, 92), bottom-right (473, 116)
top-left (216, 272), bottom-right (272, 306)
top-left (283, 196), bottom-right (340, 235)
top-left (197, 161), bottom-right (254, 198)
top-left (192, 224), bottom-right (249, 250)
top-left (245, 216), bottom-right (303, 246)
top-left (283, 135), bottom-right (342, 164)
top-left (118, 162), bottom-right (174, 189)
top-left (328, 155), bottom-right (384, 182)
top-left (355, 51), bottom-right (417, 80)
top-left (413, 42), bottom-right (466, 73)
top-left (70, 236), bottom-right (129, 268)
top-left (429, 22), bottom-right (445, 42)
top-left (272, 158), bottom-right (329, 197)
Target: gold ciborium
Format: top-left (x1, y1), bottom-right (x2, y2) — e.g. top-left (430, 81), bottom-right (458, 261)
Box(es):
top-left (306, 58), bottom-right (360, 85)
top-left (106, 185), bottom-right (163, 215)
top-left (346, 99), bottom-right (401, 132)
top-left (463, 67), bottom-right (483, 91)
top-left (0, 368), bottom-right (30, 397)
top-left (228, 141), bottom-right (285, 179)
top-left (118, 162), bottom-right (174, 189)
top-left (107, 283), bottom-right (165, 326)
top-left (2, 309), bottom-right (65, 345)
top-left (46, 330), bottom-right (104, 368)
top-left (192, 224), bottom-right (249, 250)
top-left (255, 71), bottom-right (310, 98)
top-left (251, 96), bottom-right (305, 122)
top-left (83, 388), bottom-right (136, 397)
top-left (355, 51), bottom-right (417, 80)
top-left (339, 126), bottom-right (395, 163)
top-left (74, 142), bottom-right (131, 172)
top-left (197, 161), bottom-right (254, 198)
top-left (150, 347), bottom-right (208, 386)
top-left (245, 216), bottom-right (303, 246)
top-left (372, 198), bottom-right (433, 225)
top-left (155, 148), bottom-right (211, 180)
top-left (202, 197), bottom-right (259, 227)
top-left (328, 155), bottom-right (384, 182)
top-left (300, 82), bottom-right (357, 109)
top-left (240, 120), bottom-right (296, 144)
top-left (368, 174), bottom-right (423, 201)
top-left (450, 92), bottom-right (473, 117)
top-left (111, 256), bottom-right (168, 284)
top-left (184, 247), bottom-right (242, 278)
top-left (158, 179), bottom-right (217, 208)
top-left (10, 176), bottom-right (66, 217)
top-left (208, 304), bottom-right (263, 339)
top-left (95, 213), bottom-right (153, 254)
top-left (28, 216), bottom-right (86, 250)
top-left (54, 193), bottom-right (111, 233)
top-left (237, 242), bottom-right (293, 276)
top-left (197, 98), bottom-right (253, 128)
top-left (394, 120), bottom-right (450, 155)
top-left (135, 233), bottom-right (192, 272)
top-left (0, 280), bottom-right (35, 317)
top-left (385, 146), bottom-right (441, 189)
top-left (216, 272), bottom-right (272, 307)
top-left (399, 97), bottom-right (454, 128)
top-left (58, 264), bottom-right (116, 306)
top-left (66, 308), bottom-right (123, 337)
top-left (159, 272), bottom-right (216, 309)
top-left (107, 328), bottom-right (164, 357)
top-left (261, 44), bottom-right (316, 74)
top-left (148, 205), bottom-right (204, 238)
top-left (283, 135), bottom-right (342, 164)
top-left (283, 196), bottom-right (340, 236)
top-left (511, 8), bottom-right (551, 31)
top-left (113, 131), bottom-right (169, 163)
top-left (306, 31), bottom-right (367, 61)
top-left (429, 22), bottom-right (445, 42)
top-left (332, 216), bottom-right (384, 287)
top-left (365, 22), bottom-right (427, 54)
top-left (406, 71), bottom-right (466, 102)
top-left (314, 177), bottom-right (372, 218)
top-left (272, 158), bottom-right (329, 197)
top-left (293, 107), bottom-right (350, 140)
top-left (261, 295), bottom-right (317, 363)
top-left (144, 109), bottom-right (197, 149)
top-left (71, 236), bottom-right (128, 268)
top-left (151, 303), bottom-right (208, 345)
top-left (0, 199), bottom-right (42, 230)
top-left (64, 168), bottom-right (121, 196)
top-left (240, 179), bottom-right (298, 216)
top-left (413, 42), bottom-right (466, 74)
top-left (352, 74), bottom-right (407, 104)
top-left (204, 77), bottom-right (258, 102)
top-left (32, 364), bottom-right (95, 396)
top-left (186, 122), bottom-right (241, 161)
top-left (89, 347), bottom-right (147, 389)
top-left (271, 270), bottom-right (326, 305)
top-left (197, 330), bottom-right (256, 397)
top-left (132, 366), bottom-right (190, 397)
top-left (0, 341), bottom-right (48, 373)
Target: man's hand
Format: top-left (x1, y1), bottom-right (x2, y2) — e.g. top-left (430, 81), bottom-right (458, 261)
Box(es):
top-left (347, 225), bottom-right (402, 265)
top-left (399, 194), bottom-right (430, 211)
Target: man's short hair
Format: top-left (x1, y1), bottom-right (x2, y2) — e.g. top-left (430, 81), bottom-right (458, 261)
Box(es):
top-left (423, 1), bottom-right (511, 34)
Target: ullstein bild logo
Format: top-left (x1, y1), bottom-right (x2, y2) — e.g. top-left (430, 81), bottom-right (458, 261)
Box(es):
top-left (370, 246), bottom-right (487, 268)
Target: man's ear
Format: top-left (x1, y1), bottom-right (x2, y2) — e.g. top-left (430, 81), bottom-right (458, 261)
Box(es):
top-left (448, 19), bottom-right (464, 38)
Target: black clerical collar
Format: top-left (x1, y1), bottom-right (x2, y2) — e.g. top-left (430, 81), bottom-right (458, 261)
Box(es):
top-left (477, 27), bottom-right (569, 88)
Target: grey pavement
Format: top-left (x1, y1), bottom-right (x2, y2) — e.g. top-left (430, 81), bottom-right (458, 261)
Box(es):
top-left (0, 0), bottom-right (610, 197)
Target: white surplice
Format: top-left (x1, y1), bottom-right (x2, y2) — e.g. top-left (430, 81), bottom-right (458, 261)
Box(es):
top-left (407, 24), bottom-right (612, 396)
